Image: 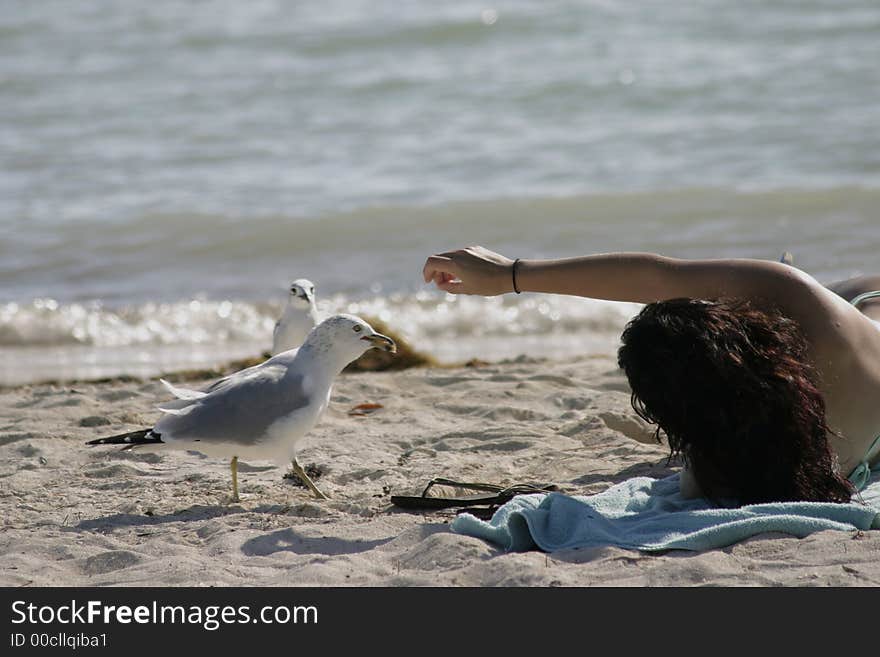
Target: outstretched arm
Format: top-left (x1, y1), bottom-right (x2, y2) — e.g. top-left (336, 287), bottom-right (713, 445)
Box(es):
top-left (423, 246), bottom-right (812, 303)
top-left (422, 246), bottom-right (855, 348)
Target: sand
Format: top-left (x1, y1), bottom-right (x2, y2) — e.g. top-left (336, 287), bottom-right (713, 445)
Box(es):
top-left (2, 354), bottom-right (879, 587)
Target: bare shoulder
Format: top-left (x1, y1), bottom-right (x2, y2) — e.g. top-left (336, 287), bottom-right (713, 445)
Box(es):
top-left (771, 269), bottom-right (880, 394)
top-left (675, 259), bottom-right (869, 344)
top-left (774, 268), bottom-right (880, 362)
top-left (784, 270), bottom-right (880, 354)
top-left (661, 257), bottom-right (880, 371)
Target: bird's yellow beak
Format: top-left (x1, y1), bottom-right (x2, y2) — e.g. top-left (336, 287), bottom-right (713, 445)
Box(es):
top-left (362, 333), bottom-right (396, 353)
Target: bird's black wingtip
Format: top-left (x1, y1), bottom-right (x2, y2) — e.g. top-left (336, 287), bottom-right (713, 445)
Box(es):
top-left (86, 428), bottom-right (162, 446)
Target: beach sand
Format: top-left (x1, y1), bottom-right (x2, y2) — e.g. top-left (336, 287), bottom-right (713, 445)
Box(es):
top-left (2, 355), bottom-right (879, 587)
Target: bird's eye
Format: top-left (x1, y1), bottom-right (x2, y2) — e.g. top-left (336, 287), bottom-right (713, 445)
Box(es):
top-left (353, 325), bottom-right (362, 333)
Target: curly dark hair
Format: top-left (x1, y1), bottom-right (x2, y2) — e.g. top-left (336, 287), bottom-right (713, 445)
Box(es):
top-left (617, 297), bottom-right (853, 505)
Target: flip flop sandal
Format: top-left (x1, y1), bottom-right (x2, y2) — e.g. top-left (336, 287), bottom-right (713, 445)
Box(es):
top-left (390, 477), bottom-right (558, 515)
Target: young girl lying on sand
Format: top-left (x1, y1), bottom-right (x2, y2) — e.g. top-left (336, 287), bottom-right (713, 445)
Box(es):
top-left (422, 246), bottom-right (880, 505)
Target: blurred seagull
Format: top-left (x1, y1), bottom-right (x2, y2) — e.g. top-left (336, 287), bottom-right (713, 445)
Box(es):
top-left (87, 315), bottom-right (396, 502)
top-left (273, 278), bottom-right (320, 355)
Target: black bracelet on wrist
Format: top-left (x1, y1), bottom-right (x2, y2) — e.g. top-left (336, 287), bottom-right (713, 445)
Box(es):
top-left (512, 258), bottom-right (522, 294)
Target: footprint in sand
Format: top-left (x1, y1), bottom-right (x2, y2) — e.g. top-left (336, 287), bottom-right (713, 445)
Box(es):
top-left (112, 450), bottom-right (164, 464)
top-left (79, 415), bottom-right (112, 427)
top-left (334, 467), bottom-right (389, 485)
top-left (0, 432), bottom-right (41, 447)
top-left (527, 374), bottom-right (576, 386)
top-left (553, 395), bottom-right (593, 410)
top-left (46, 397), bottom-right (86, 409)
top-left (82, 463), bottom-right (155, 479)
top-left (399, 533), bottom-right (494, 571)
top-left (558, 416), bottom-right (604, 437)
top-left (594, 370), bottom-right (632, 392)
top-left (99, 389), bottom-right (140, 402)
top-left (425, 375), bottom-right (478, 387)
top-left (15, 443), bottom-right (43, 458)
top-left (598, 412), bottom-right (655, 443)
top-left (433, 435), bottom-right (533, 453)
top-left (81, 550), bottom-right (142, 576)
top-left (487, 374), bottom-right (520, 383)
top-left (435, 403), bottom-right (550, 422)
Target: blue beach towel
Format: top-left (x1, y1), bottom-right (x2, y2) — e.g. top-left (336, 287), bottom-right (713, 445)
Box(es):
top-left (451, 468), bottom-right (880, 553)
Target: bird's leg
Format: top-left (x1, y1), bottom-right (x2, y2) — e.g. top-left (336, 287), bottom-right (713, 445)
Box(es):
top-left (227, 456), bottom-right (241, 504)
top-left (291, 458), bottom-right (328, 500)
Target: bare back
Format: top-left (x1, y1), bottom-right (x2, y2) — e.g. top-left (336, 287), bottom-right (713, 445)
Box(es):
top-left (803, 281), bottom-right (880, 474)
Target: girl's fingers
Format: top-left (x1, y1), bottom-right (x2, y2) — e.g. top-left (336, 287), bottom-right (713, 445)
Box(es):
top-left (423, 255), bottom-right (460, 284)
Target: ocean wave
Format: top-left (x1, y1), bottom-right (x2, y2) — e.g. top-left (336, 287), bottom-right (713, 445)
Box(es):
top-left (0, 290), bottom-right (642, 384)
top-left (0, 298), bottom-right (277, 348)
top-left (0, 292), bottom-right (639, 350)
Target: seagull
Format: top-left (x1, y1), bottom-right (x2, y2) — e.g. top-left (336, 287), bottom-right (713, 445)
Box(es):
top-left (272, 278), bottom-right (320, 355)
top-left (87, 314), bottom-right (396, 502)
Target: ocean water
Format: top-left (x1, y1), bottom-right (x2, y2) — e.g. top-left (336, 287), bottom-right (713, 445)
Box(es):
top-left (2, 1), bottom-right (879, 384)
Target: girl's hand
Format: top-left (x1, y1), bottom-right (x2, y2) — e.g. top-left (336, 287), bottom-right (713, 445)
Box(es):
top-left (422, 246), bottom-right (515, 296)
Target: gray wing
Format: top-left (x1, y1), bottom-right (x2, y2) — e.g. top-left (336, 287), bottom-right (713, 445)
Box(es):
top-left (202, 348), bottom-right (299, 396)
top-left (155, 358), bottom-right (280, 410)
top-left (202, 363), bottom-right (263, 395)
top-left (155, 363), bottom-right (313, 446)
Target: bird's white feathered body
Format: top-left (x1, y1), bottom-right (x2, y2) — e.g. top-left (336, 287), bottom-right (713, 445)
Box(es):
top-left (149, 314), bottom-right (395, 463)
top-left (90, 314), bottom-right (397, 501)
top-left (157, 350), bottom-right (333, 463)
top-left (272, 279), bottom-right (320, 355)
top-left (272, 302), bottom-right (320, 355)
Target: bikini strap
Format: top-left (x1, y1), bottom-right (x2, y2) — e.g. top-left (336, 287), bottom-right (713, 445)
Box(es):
top-left (847, 434), bottom-right (880, 492)
top-left (850, 291), bottom-right (880, 308)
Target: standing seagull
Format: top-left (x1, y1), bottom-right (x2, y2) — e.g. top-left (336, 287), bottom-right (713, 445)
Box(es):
top-left (273, 279), bottom-right (320, 355)
top-left (87, 315), bottom-right (396, 502)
